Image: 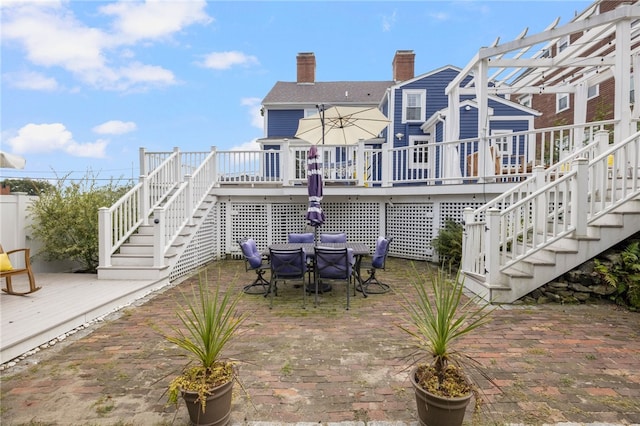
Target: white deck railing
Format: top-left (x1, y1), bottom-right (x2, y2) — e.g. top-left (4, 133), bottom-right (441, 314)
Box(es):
top-left (99, 121), bottom-right (621, 271)
top-left (462, 128), bottom-right (640, 284)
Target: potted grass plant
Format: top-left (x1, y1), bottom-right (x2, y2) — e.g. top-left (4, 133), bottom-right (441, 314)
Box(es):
top-left (399, 264), bottom-right (494, 426)
top-left (164, 270), bottom-right (247, 426)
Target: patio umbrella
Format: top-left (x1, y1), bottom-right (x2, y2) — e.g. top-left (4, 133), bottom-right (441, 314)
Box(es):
top-left (0, 151), bottom-right (26, 169)
top-left (305, 144), bottom-right (325, 231)
top-left (295, 105), bottom-right (390, 145)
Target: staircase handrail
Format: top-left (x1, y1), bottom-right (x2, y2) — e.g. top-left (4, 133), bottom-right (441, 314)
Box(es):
top-left (470, 126), bottom-right (612, 222)
top-left (151, 149), bottom-right (218, 267)
top-left (477, 130), bottom-right (640, 282)
top-left (98, 150), bottom-right (181, 268)
top-left (587, 131), bottom-right (640, 223)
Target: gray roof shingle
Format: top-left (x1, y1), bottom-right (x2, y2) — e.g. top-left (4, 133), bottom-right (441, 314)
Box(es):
top-left (262, 81), bottom-right (394, 106)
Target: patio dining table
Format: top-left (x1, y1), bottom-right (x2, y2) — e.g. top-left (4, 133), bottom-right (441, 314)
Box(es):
top-left (266, 242), bottom-right (371, 296)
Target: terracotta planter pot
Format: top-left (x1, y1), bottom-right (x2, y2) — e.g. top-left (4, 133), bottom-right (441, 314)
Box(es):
top-left (410, 366), bottom-right (472, 426)
top-left (181, 377), bottom-right (234, 426)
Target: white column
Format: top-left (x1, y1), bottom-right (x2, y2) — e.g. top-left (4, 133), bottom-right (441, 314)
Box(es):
top-left (476, 60), bottom-right (490, 182)
top-left (615, 17), bottom-right (632, 140)
top-left (485, 208), bottom-right (501, 289)
top-left (571, 158), bottom-right (589, 238)
top-left (98, 207), bottom-right (111, 268)
top-left (153, 208), bottom-right (165, 268)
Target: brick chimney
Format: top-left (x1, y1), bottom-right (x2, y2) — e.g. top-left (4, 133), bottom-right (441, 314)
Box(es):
top-left (297, 52), bottom-right (316, 84)
top-left (393, 50), bottom-right (415, 82)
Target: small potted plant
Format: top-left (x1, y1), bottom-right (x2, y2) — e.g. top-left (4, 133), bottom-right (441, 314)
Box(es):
top-left (163, 270), bottom-right (247, 425)
top-left (399, 264), bottom-right (494, 426)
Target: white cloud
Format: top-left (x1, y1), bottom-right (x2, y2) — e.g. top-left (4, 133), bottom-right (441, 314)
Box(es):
top-left (1, 1), bottom-right (209, 92)
top-left (92, 121), bottom-right (137, 135)
top-left (2, 4), bottom-right (107, 72)
top-left (7, 123), bottom-right (108, 159)
top-left (231, 139), bottom-right (261, 152)
top-left (382, 10), bottom-right (397, 32)
top-left (429, 12), bottom-right (450, 21)
top-left (200, 51), bottom-right (260, 70)
top-left (241, 97), bottom-right (264, 130)
top-left (100, 0), bottom-right (211, 43)
top-left (3, 71), bottom-right (58, 91)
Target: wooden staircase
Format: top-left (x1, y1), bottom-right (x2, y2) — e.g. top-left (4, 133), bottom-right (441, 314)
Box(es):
top-left (462, 132), bottom-right (640, 304)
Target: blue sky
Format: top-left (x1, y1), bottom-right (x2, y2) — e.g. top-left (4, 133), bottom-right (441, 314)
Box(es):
top-left (1, 0), bottom-right (591, 183)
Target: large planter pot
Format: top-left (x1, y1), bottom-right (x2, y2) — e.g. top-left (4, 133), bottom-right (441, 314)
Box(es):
top-left (410, 366), bottom-right (472, 426)
top-left (181, 377), bottom-right (234, 426)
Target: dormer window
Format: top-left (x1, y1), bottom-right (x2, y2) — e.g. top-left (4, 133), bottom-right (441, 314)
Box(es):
top-left (403, 89), bottom-right (426, 122)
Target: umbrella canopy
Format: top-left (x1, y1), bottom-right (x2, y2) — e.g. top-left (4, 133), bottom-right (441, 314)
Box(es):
top-left (295, 106), bottom-right (390, 145)
top-left (305, 145), bottom-right (325, 228)
top-left (0, 151), bottom-right (26, 169)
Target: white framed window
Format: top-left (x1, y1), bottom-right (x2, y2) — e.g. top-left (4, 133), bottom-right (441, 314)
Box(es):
top-left (557, 35), bottom-right (570, 54)
top-left (409, 135), bottom-right (431, 169)
top-left (519, 94), bottom-right (532, 108)
top-left (402, 89), bottom-right (426, 122)
top-left (556, 93), bottom-right (570, 113)
top-left (491, 130), bottom-right (512, 156)
top-left (587, 84), bottom-right (599, 100)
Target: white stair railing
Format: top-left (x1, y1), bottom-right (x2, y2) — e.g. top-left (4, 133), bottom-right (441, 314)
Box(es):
top-left (463, 130), bottom-right (640, 285)
top-left (151, 149), bottom-right (218, 268)
top-left (99, 149), bottom-right (181, 268)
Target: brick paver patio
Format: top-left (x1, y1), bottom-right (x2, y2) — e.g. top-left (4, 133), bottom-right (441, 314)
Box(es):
top-left (1, 258), bottom-right (639, 425)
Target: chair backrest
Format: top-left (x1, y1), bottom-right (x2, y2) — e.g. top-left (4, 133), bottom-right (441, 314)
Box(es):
top-left (315, 247), bottom-right (353, 279)
top-left (371, 236), bottom-right (393, 269)
top-left (320, 233), bottom-right (347, 243)
top-left (288, 232), bottom-right (315, 243)
top-left (238, 238), bottom-right (263, 269)
top-left (269, 248), bottom-right (307, 279)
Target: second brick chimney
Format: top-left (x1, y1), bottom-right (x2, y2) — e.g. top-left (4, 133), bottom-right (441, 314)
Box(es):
top-left (297, 52), bottom-right (316, 84)
top-left (393, 50), bottom-right (415, 82)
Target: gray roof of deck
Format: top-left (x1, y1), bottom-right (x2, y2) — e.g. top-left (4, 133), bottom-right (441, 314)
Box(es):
top-left (262, 81), bottom-right (394, 106)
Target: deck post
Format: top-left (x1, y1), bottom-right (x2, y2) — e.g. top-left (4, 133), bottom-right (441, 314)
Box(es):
top-left (533, 165), bottom-right (547, 235)
top-left (382, 142), bottom-right (392, 187)
top-left (139, 147), bottom-right (147, 176)
top-left (595, 130), bottom-right (610, 185)
top-left (485, 208), bottom-right (501, 288)
top-left (281, 140), bottom-right (291, 185)
top-left (173, 147), bottom-right (181, 182)
top-left (461, 207), bottom-right (475, 273)
top-left (571, 158), bottom-right (589, 238)
top-left (140, 175), bottom-right (150, 226)
top-left (210, 146), bottom-right (219, 187)
top-left (153, 207), bottom-right (166, 268)
top-left (98, 207), bottom-right (111, 268)
top-left (185, 174), bottom-right (194, 226)
top-left (356, 139), bottom-right (365, 186)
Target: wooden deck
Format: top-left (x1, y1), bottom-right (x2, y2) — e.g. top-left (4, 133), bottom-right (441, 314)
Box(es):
top-left (0, 273), bottom-right (165, 364)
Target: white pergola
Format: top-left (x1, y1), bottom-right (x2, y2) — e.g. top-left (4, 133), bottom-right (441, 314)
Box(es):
top-left (445, 2), bottom-right (640, 172)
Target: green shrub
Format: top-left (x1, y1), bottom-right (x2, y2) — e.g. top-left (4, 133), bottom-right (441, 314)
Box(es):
top-left (28, 171), bottom-right (130, 273)
top-left (594, 241), bottom-right (640, 311)
top-left (431, 219), bottom-right (463, 269)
